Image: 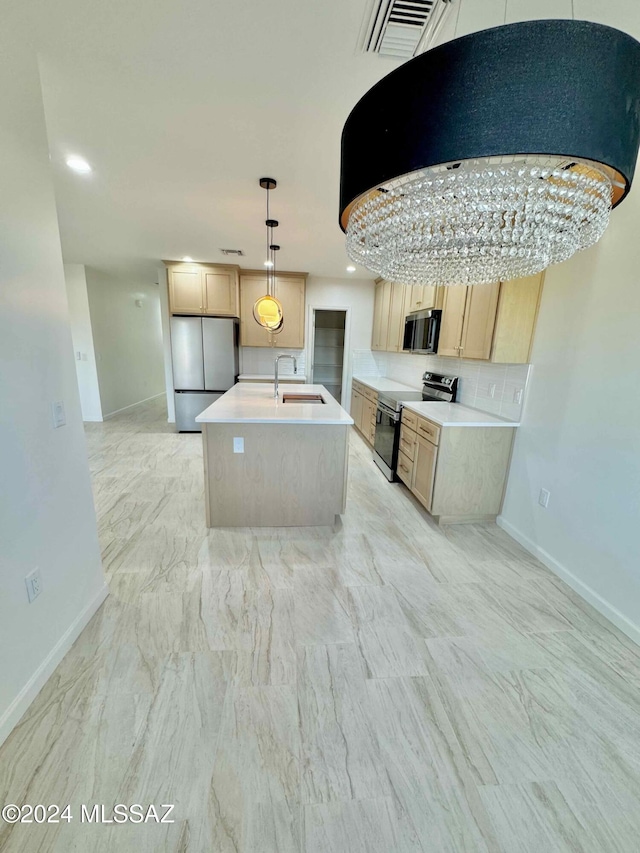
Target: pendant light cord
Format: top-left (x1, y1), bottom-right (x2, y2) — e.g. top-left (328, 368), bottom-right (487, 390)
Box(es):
top-left (266, 186), bottom-right (271, 297)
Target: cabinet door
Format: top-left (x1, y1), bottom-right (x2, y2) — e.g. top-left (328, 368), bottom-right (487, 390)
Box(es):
top-left (350, 389), bottom-right (363, 429)
top-left (272, 276), bottom-right (305, 348)
top-left (407, 284), bottom-right (436, 313)
top-left (491, 272), bottom-right (543, 363)
top-left (378, 280), bottom-right (392, 351)
top-left (460, 282), bottom-right (500, 360)
top-left (437, 286), bottom-right (468, 357)
top-left (412, 433), bottom-right (437, 511)
top-left (204, 267), bottom-right (239, 317)
top-left (371, 281), bottom-right (384, 350)
top-left (239, 275), bottom-right (271, 347)
top-left (386, 282), bottom-right (408, 352)
top-left (358, 396), bottom-right (369, 434)
top-left (168, 266), bottom-right (204, 314)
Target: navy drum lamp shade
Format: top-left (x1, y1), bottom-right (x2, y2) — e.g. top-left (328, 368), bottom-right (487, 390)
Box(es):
top-left (340, 20), bottom-right (640, 286)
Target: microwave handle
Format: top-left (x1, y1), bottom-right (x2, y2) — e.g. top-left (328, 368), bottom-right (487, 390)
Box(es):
top-left (403, 317), bottom-right (414, 352)
top-left (427, 318), bottom-right (437, 352)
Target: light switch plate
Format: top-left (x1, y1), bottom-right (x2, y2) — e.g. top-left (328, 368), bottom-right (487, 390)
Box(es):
top-left (233, 437), bottom-right (244, 454)
top-left (25, 568), bottom-right (42, 602)
top-left (538, 488), bottom-right (550, 508)
top-left (51, 400), bottom-right (66, 428)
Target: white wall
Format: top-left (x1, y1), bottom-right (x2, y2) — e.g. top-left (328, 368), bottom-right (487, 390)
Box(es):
top-left (499, 194), bottom-right (640, 641)
top-left (64, 264), bottom-right (103, 421)
top-left (0, 46), bottom-right (106, 745)
top-left (85, 268), bottom-right (165, 418)
top-left (305, 275), bottom-right (375, 400)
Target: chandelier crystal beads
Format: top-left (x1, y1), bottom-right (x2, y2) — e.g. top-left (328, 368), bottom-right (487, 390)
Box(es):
top-left (345, 157), bottom-right (613, 286)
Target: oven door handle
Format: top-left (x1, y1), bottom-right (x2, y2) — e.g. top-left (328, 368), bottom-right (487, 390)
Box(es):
top-left (377, 403), bottom-right (399, 422)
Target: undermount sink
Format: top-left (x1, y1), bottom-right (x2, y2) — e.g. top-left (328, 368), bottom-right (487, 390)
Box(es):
top-left (282, 393), bottom-right (326, 404)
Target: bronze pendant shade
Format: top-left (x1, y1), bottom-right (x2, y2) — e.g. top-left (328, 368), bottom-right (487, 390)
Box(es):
top-left (340, 20), bottom-right (640, 285)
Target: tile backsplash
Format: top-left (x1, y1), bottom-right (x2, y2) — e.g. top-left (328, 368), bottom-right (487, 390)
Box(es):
top-left (352, 350), bottom-right (530, 422)
top-left (240, 346), bottom-right (306, 376)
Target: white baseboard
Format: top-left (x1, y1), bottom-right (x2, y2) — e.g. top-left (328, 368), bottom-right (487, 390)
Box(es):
top-left (102, 392), bottom-right (165, 420)
top-left (497, 516), bottom-right (640, 647)
top-left (0, 583), bottom-right (109, 747)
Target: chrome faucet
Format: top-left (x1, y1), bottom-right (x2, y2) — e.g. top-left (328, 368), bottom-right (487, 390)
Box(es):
top-left (274, 354), bottom-right (297, 398)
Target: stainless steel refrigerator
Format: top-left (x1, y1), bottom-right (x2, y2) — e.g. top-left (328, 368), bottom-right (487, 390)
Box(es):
top-left (171, 316), bottom-right (239, 431)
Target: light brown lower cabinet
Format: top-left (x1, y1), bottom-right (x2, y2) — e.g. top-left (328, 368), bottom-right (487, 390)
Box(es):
top-left (350, 388), bottom-right (363, 435)
top-left (398, 410), bottom-right (515, 524)
top-left (411, 433), bottom-right (437, 511)
top-left (350, 379), bottom-right (378, 446)
top-left (396, 449), bottom-right (413, 488)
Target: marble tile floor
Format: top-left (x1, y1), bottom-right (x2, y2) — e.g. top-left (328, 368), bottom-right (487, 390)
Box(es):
top-left (2, 396), bottom-right (640, 851)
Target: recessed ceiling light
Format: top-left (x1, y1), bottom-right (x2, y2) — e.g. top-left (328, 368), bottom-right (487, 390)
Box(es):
top-left (65, 155), bottom-right (92, 174)
top-left (346, 265), bottom-right (356, 272)
top-left (264, 260), bottom-right (274, 268)
top-left (182, 256), bottom-right (194, 262)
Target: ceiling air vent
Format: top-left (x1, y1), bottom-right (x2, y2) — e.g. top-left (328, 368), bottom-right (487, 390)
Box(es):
top-left (220, 248), bottom-right (244, 256)
top-left (361, 0), bottom-right (453, 59)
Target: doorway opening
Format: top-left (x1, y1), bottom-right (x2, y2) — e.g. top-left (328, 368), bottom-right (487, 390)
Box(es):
top-left (310, 309), bottom-right (347, 403)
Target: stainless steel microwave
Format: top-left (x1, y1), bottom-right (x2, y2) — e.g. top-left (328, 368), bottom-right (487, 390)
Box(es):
top-left (403, 308), bottom-right (442, 354)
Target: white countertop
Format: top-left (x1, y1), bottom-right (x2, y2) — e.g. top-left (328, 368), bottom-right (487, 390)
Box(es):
top-left (195, 383), bottom-right (353, 425)
top-left (238, 373), bottom-right (307, 381)
top-left (353, 376), bottom-right (418, 394)
top-left (401, 401), bottom-right (519, 428)
top-left (354, 375), bottom-right (518, 427)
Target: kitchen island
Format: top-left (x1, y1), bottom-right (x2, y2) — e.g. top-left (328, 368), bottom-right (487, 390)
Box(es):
top-left (195, 383), bottom-right (353, 527)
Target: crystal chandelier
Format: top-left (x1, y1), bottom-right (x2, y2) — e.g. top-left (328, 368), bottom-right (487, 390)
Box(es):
top-left (340, 21), bottom-right (640, 287)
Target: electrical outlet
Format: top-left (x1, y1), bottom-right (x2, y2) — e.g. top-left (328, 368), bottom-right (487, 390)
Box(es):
top-left (76, 351), bottom-right (82, 361)
top-left (488, 383), bottom-right (497, 398)
top-left (25, 568), bottom-right (42, 603)
top-left (538, 488), bottom-right (550, 509)
top-left (233, 437), bottom-right (244, 454)
top-left (51, 400), bottom-right (66, 428)
top-left (513, 388), bottom-right (523, 405)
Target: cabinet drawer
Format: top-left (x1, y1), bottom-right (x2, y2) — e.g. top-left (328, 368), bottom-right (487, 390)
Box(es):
top-left (398, 425), bottom-right (416, 461)
top-left (416, 417), bottom-right (440, 445)
top-left (352, 380), bottom-right (364, 396)
top-left (368, 423), bottom-right (376, 445)
top-left (396, 450), bottom-right (413, 487)
top-left (363, 386), bottom-right (378, 404)
top-left (401, 409), bottom-right (418, 431)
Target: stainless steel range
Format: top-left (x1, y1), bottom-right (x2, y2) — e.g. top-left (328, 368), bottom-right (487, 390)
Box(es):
top-left (373, 372), bottom-right (459, 481)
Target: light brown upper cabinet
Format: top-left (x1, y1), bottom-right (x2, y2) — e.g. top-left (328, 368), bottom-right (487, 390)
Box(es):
top-left (165, 262), bottom-right (239, 317)
top-left (490, 272), bottom-right (545, 363)
top-left (372, 279), bottom-right (441, 353)
top-left (436, 271), bottom-right (544, 363)
top-left (203, 268), bottom-right (239, 317)
top-left (437, 285), bottom-right (469, 358)
top-left (371, 279), bottom-right (392, 350)
top-left (406, 284), bottom-right (436, 313)
top-left (386, 282), bottom-right (408, 352)
top-left (239, 272), bottom-right (306, 348)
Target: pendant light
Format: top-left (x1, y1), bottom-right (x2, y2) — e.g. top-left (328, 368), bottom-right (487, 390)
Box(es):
top-left (340, 20), bottom-right (640, 286)
top-left (253, 178), bottom-right (284, 331)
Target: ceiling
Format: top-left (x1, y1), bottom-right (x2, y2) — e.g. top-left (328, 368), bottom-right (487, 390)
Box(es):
top-left (11, 0), bottom-right (639, 284)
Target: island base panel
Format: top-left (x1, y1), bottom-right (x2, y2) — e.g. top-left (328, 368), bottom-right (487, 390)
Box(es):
top-left (202, 423), bottom-right (349, 527)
